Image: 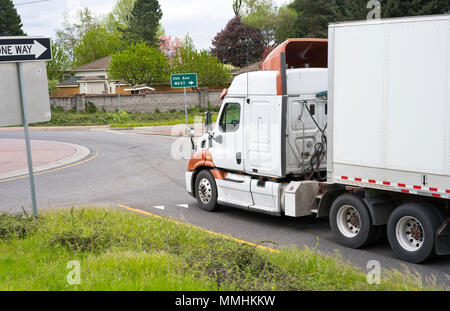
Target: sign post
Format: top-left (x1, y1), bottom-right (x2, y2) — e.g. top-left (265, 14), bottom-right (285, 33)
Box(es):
top-left (0, 37), bottom-right (52, 216)
top-left (170, 73), bottom-right (198, 131)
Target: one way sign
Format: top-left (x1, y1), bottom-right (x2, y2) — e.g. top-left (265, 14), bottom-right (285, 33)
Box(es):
top-left (0, 37), bottom-right (52, 63)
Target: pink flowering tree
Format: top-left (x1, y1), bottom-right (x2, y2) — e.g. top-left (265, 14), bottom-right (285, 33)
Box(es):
top-left (159, 35), bottom-right (183, 59)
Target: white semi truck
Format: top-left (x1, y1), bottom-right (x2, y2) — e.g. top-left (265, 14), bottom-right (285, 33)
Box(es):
top-left (185, 15), bottom-right (450, 263)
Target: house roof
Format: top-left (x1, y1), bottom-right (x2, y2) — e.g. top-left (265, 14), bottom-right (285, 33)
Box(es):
top-left (231, 61), bottom-right (262, 76)
top-left (124, 85), bottom-right (155, 91)
top-left (73, 56), bottom-right (112, 72)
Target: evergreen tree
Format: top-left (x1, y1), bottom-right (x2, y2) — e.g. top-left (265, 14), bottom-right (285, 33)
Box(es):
top-left (382, 0), bottom-right (450, 18)
top-left (0, 0), bottom-right (26, 36)
top-left (126, 0), bottom-right (162, 45)
top-left (335, 0), bottom-right (450, 21)
top-left (289, 0), bottom-right (338, 38)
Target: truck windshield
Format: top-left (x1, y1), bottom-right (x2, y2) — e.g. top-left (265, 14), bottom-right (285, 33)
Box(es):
top-left (219, 103), bottom-right (241, 133)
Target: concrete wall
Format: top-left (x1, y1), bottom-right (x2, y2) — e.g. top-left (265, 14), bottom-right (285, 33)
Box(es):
top-left (50, 89), bottom-right (223, 113)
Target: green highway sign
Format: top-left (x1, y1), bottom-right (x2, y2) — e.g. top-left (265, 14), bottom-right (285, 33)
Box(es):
top-left (171, 73), bottom-right (198, 88)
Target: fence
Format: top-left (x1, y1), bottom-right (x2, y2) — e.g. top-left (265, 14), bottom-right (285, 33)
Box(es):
top-left (50, 89), bottom-right (223, 113)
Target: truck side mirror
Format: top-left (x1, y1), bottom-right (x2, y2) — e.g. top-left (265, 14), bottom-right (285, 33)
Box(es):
top-left (205, 111), bottom-right (212, 133)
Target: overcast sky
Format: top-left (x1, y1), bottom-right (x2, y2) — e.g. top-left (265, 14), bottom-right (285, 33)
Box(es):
top-left (13, 0), bottom-right (288, 50)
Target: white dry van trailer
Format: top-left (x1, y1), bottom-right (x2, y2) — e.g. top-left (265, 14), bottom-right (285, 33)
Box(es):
top-left (185, 15), bottom-right (450, 263)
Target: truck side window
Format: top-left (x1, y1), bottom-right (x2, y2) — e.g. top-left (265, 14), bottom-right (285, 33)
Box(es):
top-left (219, 103), bottom-right (241, 132)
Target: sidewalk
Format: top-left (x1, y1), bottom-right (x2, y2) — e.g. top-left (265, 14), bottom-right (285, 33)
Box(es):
top-left (0, 125), bottom-right (110, 131)
top-left (0, 139), bottom-right (90, 180)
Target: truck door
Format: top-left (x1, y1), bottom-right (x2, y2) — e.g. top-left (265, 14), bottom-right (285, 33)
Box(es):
top-left (210, 99), bottom-right (244, 171)
top-left (243, 96), bottom-right (284, 178)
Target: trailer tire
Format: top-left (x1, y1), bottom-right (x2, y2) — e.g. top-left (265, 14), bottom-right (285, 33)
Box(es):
top-left (330, 194), bottom-right (379, 249)
top-left (387, 203), bottom-right (441, 263)
top-left (195, 170), bottom-right (219, 212)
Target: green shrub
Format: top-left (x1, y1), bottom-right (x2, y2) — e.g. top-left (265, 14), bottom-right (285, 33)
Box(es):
top-left (85, 102), bottom-right (98, 114)
top-left (0, 212), bottom-right (39, 240)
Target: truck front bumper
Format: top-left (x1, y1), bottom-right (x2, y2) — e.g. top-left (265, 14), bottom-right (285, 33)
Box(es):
top-left (435, 218), bottom-right (450, 256)
top-left (185, 171), bottom-right (195, 198)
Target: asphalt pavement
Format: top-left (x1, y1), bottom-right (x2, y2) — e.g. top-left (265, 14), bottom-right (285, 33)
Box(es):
top-left (0, 129), bottom-right (448, 288)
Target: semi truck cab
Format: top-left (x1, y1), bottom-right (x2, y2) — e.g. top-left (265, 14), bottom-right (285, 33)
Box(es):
top-left (185, 18), bottom-right (450, 264)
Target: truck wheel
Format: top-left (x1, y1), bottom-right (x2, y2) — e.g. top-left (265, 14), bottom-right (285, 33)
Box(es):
top-left (387, 203), bottom-right (441, 263)
top-left (330, 194), bottom-right (379, 249)
top-left (195, 170), bottom-right (219, 212)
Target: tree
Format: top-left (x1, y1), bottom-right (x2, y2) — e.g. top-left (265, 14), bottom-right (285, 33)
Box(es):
top-left (289, 0), bottom-right (338, 38)
top-left (104, 0), bottom-right (137, 32)
top-left (0, 0), bottom-right (26, 36)
top-left (335, 0), bottom-right (368, 21)
top-left (159, 35), bottom-right (182, 59)
top-left (211, 16), bottom-right (265, 67)
top-left (55, 8), bottom-right (98, 63)
top-left (382, 0), bottom-right (450, 18)
top-left (125, 0), bottom-right (163, 46)
top-left (241, 0), bottom-right (276, 45)
top-left (273, 6), bottom-right (298, 44)
top-left (46, 43), bottom-right (71, 82)
top-left (107, 42), bottom-right (169, 85)
top-left (335, 0), bottom-right (450, 21)
top-left (241, 0), bottom-right (298, 45)
top-left (73, 24), bottom-right (124, 67)
top-left (233, 0), bottom-right (243, 16)
top-left (172, 37), bottom-right (232, 87)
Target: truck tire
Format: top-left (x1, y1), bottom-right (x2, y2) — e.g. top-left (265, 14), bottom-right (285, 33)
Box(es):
top-left (195, 170), bottom-right (219, 212)
top-left (387, 203), bottom-right (441, 263)
top-left (330, 194), bottom-right (379, 249)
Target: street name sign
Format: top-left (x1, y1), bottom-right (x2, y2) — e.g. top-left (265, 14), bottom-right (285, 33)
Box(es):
top-left (171, 73), bottom-right (198, 88)
top-left (0, 37), bottom-right (52, 63)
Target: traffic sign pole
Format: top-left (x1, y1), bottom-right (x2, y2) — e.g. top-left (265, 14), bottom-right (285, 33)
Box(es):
top-left (184, 87), bottom-right (188, 131)
top-left (17, 62), bottom-right (38, 217)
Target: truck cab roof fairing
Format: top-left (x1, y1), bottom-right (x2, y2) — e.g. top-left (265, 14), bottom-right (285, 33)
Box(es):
top-left (262, 39), bottom-right (328, 71)
top-left (261, 39), bottom-right (328, 95)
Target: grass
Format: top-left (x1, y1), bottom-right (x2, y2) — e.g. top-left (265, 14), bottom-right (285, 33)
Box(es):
top-left (0, 207), bottom-right (443, 291)
top-left (30, 105), bottom-right (220, 128)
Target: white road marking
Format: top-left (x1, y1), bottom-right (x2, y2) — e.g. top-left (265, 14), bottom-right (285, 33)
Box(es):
top-left (153, 206), bottom-right (165, 210)
top-left (177, 204), bottom-right (189, 209)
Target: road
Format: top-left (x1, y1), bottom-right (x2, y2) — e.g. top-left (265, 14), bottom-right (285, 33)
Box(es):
top-left (0, 129), bottom-right (449, 288)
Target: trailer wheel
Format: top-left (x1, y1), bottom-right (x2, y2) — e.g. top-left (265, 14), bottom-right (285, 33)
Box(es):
top-left (387, 203), bottom-right (441, 263)
top-left (195, 170), bottom-right (219, 212)
top-left (330, 194), bottom-right (379, 249)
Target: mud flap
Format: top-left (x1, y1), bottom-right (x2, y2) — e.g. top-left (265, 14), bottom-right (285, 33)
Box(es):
top-left (435, 218), bottom-right (450, 256)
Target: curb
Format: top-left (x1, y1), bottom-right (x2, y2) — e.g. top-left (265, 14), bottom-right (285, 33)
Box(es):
top-left (0, 141), bottom-right (91, 181)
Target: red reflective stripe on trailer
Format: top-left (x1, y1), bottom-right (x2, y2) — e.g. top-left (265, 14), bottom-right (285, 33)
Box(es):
top-left (339, 176), bottom-right (445, 197)
top-left (447, 190), bottom-right (450, 194)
